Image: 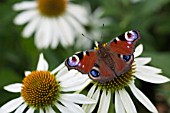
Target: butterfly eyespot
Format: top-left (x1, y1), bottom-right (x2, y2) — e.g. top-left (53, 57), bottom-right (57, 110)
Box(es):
top-left (122, 55), bottom-right (131, 62)
top-left (90, 69), bottom-right (100, 77)
top-left (125, 31), bottom-right (138, 42)
top-left (67, 55), bottom-right (80, 67)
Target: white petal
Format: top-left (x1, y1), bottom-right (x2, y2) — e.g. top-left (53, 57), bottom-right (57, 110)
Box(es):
top-left (64, 14), bottom-right (85, 33)
top-left (59, 72), bottom-right (86, 85)
top-left (115, 91), bottom-right (126, 113)
top-left (104, 91), bottom-right (111, 113)
top-left (61, 94), bottom-right (96, 104)
top-left (92, 7), bottom-right (104, 19)
top-left (61, 79), bottom-right (91, 92)
top-left (44, 19), bottom-right (53, 48)
top-left (60, 73), bottom-right (89, 88)
top-left (82, 85), bottom-right (96, 110)
top-left (25, 71), bottom-right (31, 76)
top-left (26, 107), bottom-right (35, 113)
top-left (4, 83), bottom-right (22, 93)
top-left (67, 3), bottom-right (88, 24)
top-left (37, 53), bottom-right (48, 71)
top-left (119, 89), bottom-right (137, 113)
top-left (14, 103), bottom-right (27, 113)
top-left (56, 17), bottom-right (74, 47)
top-left (75, 35), bottom-right (92, 49)
top-left (45, 106), bottom-right (55, 113)
top-left (55, 67), bottom-right (68, 80)
top-left (136, 65), bottom-right (162, 74)
top-left (85, 85), bottom-right (96, 98)
top-left (59, 99), bottom-right (85, 113)
top-left (135, 72), bottom-right (170, 84)
top-left (13, 1), bottom-right (37, 11)
top-left (50, 33), bottom-right (59, 49)
top-left (84, 87), bottom-right (101, 113)
top-left (51, 62), bottom-right (65, 74)
top-left (42, 18), bottom-right (53, 48)
top-left (22, 14), bottom-right (41, 38)
top-left (54, 67), bottom-right (68, 80)
top-left (97, 90), bottom-right (106, 113)
top-left (57, 69), bottom-right (78, 82)
top-left (0, 97), bottom-right (24, 112)
top-left (97, 90), bottom-right (111, 113)
top-left (134, 57), bottom-right (151, 65)
top-left (34, 17), bottom-right (52, 49)
top-left (49, 18), bottom-right (60, 49)
top-left (129, 82), bottom-right (158, 113)
top-left (40, 109), bottom-right (44, 113)
top-left (134, 44), bottom-right (143, 58)
top-left (61, 17), bottom-right (75, 43)
top-left (14, 9), bottom-right (38, 25)
top-left (55, 103), bottom-right (71, 113)
top-left (34, 17), bottom-right (51, 49)
top-left (49, 18), bottom-right (61, 48)
top-left (54, 19), bottom-right (69, 47)
top-left (34, 17), bottom-right (44, 49)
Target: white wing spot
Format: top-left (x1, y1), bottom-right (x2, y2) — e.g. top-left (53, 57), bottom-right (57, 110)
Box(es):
top-left (116, 37), bottom-right (120, 41)
top-left (128, 42), bottom-right (132, 44)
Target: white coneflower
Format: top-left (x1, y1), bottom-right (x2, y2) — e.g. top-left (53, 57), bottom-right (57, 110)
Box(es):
top-left (0, 53), bottom-right (94, 113)
top-left (82, 44), bottom-right (170, 113)
top-left (13, 0), bottom-right (88, 49)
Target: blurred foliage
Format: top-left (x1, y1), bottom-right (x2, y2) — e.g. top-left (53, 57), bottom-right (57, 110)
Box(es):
top-left (0, 0), bottom-right (170, 112)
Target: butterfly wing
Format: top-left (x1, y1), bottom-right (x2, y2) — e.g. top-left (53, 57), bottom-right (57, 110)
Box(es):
top-left (65, 50), bottom-right (97, 74)
top-left (65, 50), bottom-right (117, 83)
top-left (109, 30), bottom-right (141, 55)
top-left (111, 53), bottom-right (134, 76)
top-left (88, 57), bottom-right (117, 83)
top-left (108, 30), bottom-right (140, 76)
top-left (65, 30), bottom-right (141, 83)
top-left (88, 49), bottom-right (134, 83)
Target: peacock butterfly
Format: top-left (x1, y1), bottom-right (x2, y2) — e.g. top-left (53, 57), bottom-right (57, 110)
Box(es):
top-left (65, 30), bottom-right (141, 83)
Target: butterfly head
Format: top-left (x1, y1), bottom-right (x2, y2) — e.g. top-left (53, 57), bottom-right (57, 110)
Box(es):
top-left (94, 41), bottom-right (107, 51)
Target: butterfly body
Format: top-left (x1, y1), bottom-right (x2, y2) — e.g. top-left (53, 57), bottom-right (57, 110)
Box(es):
top-left (65, 30), bottom-right (141, 83)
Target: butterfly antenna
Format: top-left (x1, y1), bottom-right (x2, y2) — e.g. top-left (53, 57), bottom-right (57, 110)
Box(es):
top-left (100, 24), bottom-right (104, 42)
top-left (82, 34), bottom-right (93, 42)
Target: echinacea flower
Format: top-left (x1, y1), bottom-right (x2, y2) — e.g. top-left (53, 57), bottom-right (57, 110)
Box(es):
top-left (82, 44), bottom-right (170, 113)
top-left (0, 53), bottom-right (94, 113)
top-left (13, 0), bottom-right (88, 49)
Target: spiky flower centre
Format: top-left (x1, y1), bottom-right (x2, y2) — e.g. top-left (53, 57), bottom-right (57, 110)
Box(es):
top-left (21, 71), bottom-right (60, 108)
top-left (95, 63), bottom-right (136, 91)
top-left (37, 0), bottom-right (67, 17)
